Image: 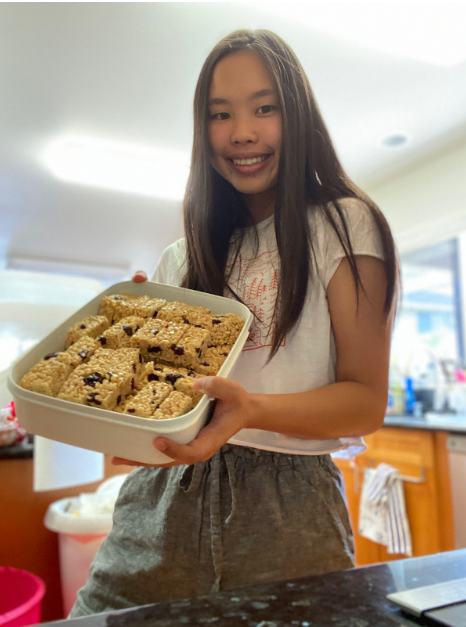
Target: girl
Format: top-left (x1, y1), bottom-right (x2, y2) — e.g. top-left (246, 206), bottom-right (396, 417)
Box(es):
top-left (71, 29), bottom-right (400, 616)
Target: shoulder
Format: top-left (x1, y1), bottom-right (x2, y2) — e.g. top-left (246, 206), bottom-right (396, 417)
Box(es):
top-left (151, 238), bottom-right (187, 286)
top-left (310, 197), bottom-right (374, 233)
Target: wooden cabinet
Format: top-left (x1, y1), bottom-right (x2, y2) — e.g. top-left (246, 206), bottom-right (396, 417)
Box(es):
top-left (334, 427), bottom-right (456, 566)
top-left (0, 455), bottom-right (134, 623)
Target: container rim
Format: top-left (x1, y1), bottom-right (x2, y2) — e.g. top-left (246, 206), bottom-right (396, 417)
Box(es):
top-left (0, 568), bottom-right (46, 626)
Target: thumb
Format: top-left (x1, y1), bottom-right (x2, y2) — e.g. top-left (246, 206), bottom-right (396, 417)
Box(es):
top-left (194, 376), bottom-right (244, 404)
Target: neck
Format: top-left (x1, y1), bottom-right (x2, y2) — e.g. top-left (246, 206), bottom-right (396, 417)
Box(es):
top-left (240, 187), bottom-right (276, 225)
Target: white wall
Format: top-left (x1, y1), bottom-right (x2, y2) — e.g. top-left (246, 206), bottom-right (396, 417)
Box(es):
top-left (366, 140), bottom-right (466, 254)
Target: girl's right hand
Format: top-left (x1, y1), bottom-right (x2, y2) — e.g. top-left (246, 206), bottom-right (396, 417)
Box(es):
top-left (132, 270), bottom-right (148, 283)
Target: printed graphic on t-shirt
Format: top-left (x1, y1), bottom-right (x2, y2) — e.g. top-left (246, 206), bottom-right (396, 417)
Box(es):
top-left (227, 249), bottom-right (286, 351)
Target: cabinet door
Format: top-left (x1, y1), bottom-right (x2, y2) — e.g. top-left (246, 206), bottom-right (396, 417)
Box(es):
top-left (334, 427), bottom-right (454, 565)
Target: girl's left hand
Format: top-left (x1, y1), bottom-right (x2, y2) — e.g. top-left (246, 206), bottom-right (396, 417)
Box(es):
top-left (112, 377), bottom-right (255, 468)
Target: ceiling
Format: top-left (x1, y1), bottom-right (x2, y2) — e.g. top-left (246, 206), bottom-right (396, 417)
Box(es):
top-left (1, 2), bottom-right (466, 279)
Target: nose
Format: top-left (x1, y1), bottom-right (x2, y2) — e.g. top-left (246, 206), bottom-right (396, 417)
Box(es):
top-left (230, 113), bottom-right (257, 145)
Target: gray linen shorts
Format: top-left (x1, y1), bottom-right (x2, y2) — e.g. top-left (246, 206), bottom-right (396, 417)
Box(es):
top-left (70, 444), bottom-right (354, 617)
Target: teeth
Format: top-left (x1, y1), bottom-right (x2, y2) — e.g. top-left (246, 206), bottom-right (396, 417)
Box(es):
top-left (233, 155), bottom-right (269, 166)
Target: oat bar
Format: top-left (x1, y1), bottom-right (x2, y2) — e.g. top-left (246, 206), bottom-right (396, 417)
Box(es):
top-left (96, 316), bottom-right (145, 349)
top-left (65, 336), bottom-right (100, 367)
top-left (133, 297), bottom-right (168, 319)
top-left (123, 381), bottom-right (172, 418)
top-left (208, 314), bottom-right (244, 347)
top-left (99, 293), bottom-right (148, 324)
top-left (58, 348), bottom-right (144, 410)
top-left (66, 315), bottom-right (110, 348)
top-left (164, 326), bottom-right (210, 368)
top-left (156, 302), bottom-right (210, 324)
top-left (20, 351), bottom-right (74, 397)
top-left (153, 390), bottom-right (192, 420)
top-left (193, 346), bottom-right (230, 376)
top-left (131, 319), bottom-right (187, 361)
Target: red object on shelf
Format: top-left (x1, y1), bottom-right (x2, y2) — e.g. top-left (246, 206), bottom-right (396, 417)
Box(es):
top-left (0, 567), bottom-right (45, 627)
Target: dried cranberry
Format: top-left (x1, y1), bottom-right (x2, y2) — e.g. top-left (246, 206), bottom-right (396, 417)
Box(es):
top-left (172, 344), bottom-right (185, 356)
top-left (202, 362), bottom-right (209, 367)
top-left (113, 296), bottom-right (122, 301)
top-left (187, 371), bottom-right (196, 378)
top-left (127, 408), bottom-right (135, 413)
top-left (97, 336), bottom-right (107, 345)
top-left (148, 346), bottom-right (161, 353)
top-left (151, 329), bottom-right (159, 336)
top-left (121, 326), bottom-right (133, 337)
top-left (132, 364), bottom-right (136, 372)
top-left (154, 367), bottom-right (162, 372)
top-left (87, 393), bottom-right (101, 405)
top-left (152, 311), bottom-right (158, 318)
top-left (44, 352), bottom-right (58, 360)
top-left (148, 373), bottom-right (159, 382)
top-left (131, 378), bottom-right (135, 388)
top-left (78, 350), bottom-right (88, 360)
top-left (117, 395), bottom-right (121, 404)
top-left (194, 325), bottom-right (203, 328)
top-left (212, 319), bottom-right (221, 325)
top-left (83, 372), bottom-right (104, 387)
top-left (166, 373), bottom-right (183, 385)
top-left (80, 324), bottom-right (87, 329)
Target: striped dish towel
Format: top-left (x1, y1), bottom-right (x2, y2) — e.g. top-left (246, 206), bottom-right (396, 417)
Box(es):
top-left (358, 463), bottom-right (412, 556)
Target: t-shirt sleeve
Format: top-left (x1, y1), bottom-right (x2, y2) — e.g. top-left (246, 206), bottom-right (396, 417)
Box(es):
top-left (151, 239), bottom-right (186, 287)
top-left (323, 198), bottom-right (386, 290)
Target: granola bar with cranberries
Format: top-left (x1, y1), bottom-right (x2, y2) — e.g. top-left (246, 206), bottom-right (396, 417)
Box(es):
top-left (131, 319), bottom-right (187, 361)
top-left (65, 336), bottom-right (100, 367)
top-left (193, 346), bottom-right (231, 376)
top-left (20, 351), bottom-right (74, 397)
top-left (165, 326), bottom-right (211, 368)
top-left (66, 315), bottom-right (110, 348)
top-left (57, 348), bottom-right (145, 410)
top-left (152, 390), bottom-right (192, 419)
top-left (123, 381), bottom-right (172, 418)
top-left (96, 316), bottom-right (145, 349)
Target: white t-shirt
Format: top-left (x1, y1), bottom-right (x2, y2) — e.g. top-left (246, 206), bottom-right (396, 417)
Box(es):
top-left (152, 197), bottom-right (386, 458)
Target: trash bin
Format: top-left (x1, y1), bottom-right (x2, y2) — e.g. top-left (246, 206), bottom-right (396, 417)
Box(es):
top-left (0, 567), bottom-right (45, 627)
top-left (44, 474), bottom-right (128, 617)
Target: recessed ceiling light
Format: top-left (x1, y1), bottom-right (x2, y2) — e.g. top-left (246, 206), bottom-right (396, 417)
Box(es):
top-left (381, 134), bottom-right (409, 148)
top-left (43, 136), bottom-right (190, 200)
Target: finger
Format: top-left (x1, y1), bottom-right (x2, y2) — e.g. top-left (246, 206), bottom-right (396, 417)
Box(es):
top-left (132, 270), bottom-right (148, 283)
top-left (111, 456), bottom-right (179, 468)
top-left (193, 376), bottom-right (244, 404)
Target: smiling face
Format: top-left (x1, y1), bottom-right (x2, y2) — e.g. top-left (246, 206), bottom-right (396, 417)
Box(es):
top-left (208, 51), bottom-right (282, 210)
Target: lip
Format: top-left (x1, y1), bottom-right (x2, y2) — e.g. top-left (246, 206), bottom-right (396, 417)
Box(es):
top-left (226, 153), bottom-right (272, 176)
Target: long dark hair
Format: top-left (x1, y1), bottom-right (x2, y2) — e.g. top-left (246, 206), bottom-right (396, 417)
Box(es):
top-left (182, 29), bottom-right (401, 360)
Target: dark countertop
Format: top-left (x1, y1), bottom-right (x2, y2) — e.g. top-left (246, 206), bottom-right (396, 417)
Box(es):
top-left (384, 414), bottom-right (466, 433)
top-left (0, 435), bottom-right (33, 459)
top-left (42, 549), bottom-right (466, 627)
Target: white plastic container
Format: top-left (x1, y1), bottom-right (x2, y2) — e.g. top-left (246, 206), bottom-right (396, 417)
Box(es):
top-left (8, 281), bottom-right (253, 465)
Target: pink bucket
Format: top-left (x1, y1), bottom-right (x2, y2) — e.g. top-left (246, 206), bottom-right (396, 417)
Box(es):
top-left (0, 568), bottom-right (46, 627)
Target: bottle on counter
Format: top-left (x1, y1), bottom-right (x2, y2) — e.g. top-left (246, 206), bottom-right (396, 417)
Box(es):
top-left (387, 361), bottom-right (405, 415)
top-left (404, 377), bottom-right (416, 415)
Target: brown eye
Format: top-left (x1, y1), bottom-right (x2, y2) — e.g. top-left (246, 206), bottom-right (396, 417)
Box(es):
top-left (257, 105), bottom-right (275, 114)
top-left (211, 112), bottom-right (230, 121)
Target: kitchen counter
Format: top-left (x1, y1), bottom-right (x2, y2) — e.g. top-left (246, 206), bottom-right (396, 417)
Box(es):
top-left (384, 414), bottom-right (466, 433)
top-left (42, 549), bottom-right (466, 627)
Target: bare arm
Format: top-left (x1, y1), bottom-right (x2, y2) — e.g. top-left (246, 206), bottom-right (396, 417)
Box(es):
top-left (247, 255), bottom-right (393, 438)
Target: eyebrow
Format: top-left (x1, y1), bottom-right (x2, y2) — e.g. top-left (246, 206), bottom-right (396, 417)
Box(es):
top-left (208, 88), bottom-right (275, 107)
